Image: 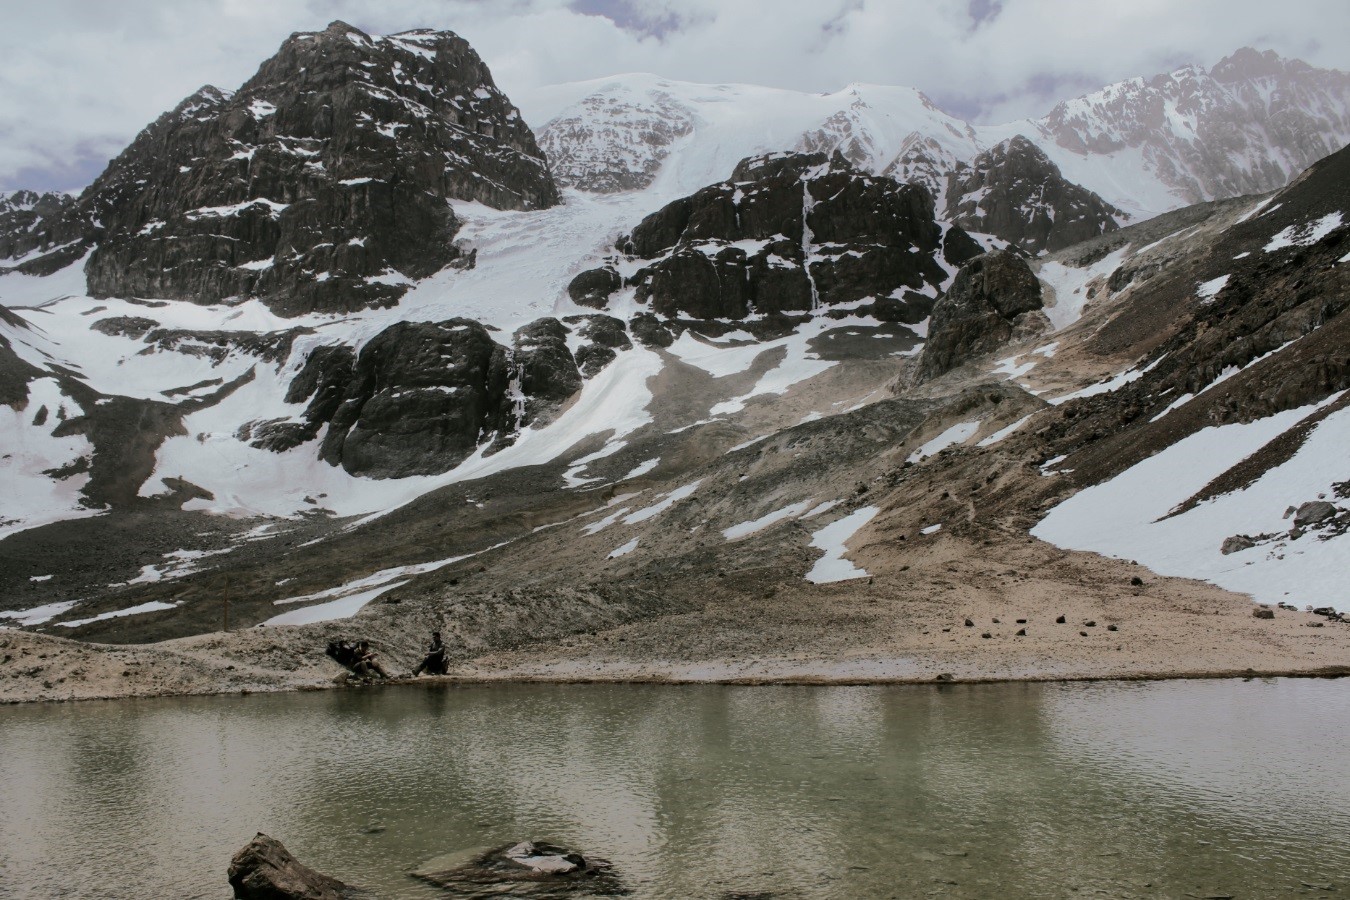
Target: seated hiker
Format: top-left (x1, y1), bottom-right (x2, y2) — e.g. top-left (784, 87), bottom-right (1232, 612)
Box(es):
top-left (413, 631), bottom-right (448, 676)
top-left (352, 640), bottom-right (391, 679)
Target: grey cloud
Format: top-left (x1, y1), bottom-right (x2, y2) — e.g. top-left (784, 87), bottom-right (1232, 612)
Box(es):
top-left (1, 0), bottom-right (1347, 192)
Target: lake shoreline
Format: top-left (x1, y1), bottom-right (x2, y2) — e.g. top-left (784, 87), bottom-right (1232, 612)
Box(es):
top-left (5, 536), bottom-right (1349, 707)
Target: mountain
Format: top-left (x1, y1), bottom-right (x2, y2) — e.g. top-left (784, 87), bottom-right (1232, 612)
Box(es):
top-left (528, 49), bottom-right (1350, 221)
top-left (0, 31), bottom-right (1348, 699)
top-left (13, 21), bottom-right (559, 315)
top-left (1039, 47), bottom-right (1350, 205)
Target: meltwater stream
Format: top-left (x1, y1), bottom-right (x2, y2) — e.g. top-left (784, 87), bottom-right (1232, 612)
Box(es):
top-left (2, 679), bottom-right (1348, 899)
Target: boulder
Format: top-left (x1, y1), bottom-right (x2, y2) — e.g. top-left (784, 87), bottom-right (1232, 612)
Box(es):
top-left (628, 312), bottom-right (674, 348)
top-left (1221, 534), bottom-right (1256, 555)
top-left (565, 314), bottom-right (632, 377)
top-left (411, 840), bottom-right (623, 896)
top-left (916, 250), bottom-right (1044, 381)
top-left (567, 266), bottom-right (622, 309)
top-left (228, 833), bottom-right (363, 900)
top-left (510, 318), bottom-right (583, 426)
top-left (1293, 500), bottom-right (1337, 528)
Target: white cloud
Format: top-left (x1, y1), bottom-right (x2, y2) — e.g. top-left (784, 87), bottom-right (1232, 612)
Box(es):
top-left (1, 0), bottom-right (1346, 191)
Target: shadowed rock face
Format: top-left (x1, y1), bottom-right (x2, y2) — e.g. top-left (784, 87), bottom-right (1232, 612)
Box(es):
top-left (272, 315), bottom-right (606, 479)
top-left (72, 21), bottom-right (556, 315)
top-left (917, 250), bottom-right (1043, 381)
top-left (310, 319), bottom-right (512, 478)
top-left (945, 136), bottom-right (1126, 255)
top-left (588, 150), bottom-right (956, 322)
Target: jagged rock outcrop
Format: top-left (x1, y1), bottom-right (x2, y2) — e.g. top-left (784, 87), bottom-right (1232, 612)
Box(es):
top-left (593, 150), bottom-right (952, 321)
top-left (0, 190), bottom-right (87, 275)
top-left (917, 250), bottom-right (1043, 381)
top-left (945, 136), bottom-right (1126, 255)
top-left (511, 318), bottom-right (583, 426)
top-left (228, 833), bottom-right (364, 900)
top-left (883, 133), bottom-right (964, 209)
top-left (305, 319), bottom-right (512, 477)
top-left (1041, 48), bottom-right (1350, 205)
top-left (565, 314), bottom-right (633, 376)
top-left (68, 21), bottom-right (556, 315)
top-left (265, 313), bottom-right (616, 477)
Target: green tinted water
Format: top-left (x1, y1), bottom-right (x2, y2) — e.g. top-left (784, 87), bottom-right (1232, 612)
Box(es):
top-left (1, 679), bottom-right (1348, 898)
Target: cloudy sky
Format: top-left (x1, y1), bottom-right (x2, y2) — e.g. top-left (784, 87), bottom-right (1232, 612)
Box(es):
top-left (2, 0), bottom-right (1346, 192)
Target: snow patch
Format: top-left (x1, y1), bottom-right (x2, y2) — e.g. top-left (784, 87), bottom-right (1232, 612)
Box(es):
top-left (805, 506), bottom-right (879, 584)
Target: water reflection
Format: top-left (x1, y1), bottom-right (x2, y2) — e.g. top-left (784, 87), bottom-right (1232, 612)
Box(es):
top-left (0, 680), bottom-right (1347, 898)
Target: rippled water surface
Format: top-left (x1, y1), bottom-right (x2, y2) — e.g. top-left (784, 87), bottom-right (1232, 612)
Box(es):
top-left (2, 679), bottom-right (1349, 898)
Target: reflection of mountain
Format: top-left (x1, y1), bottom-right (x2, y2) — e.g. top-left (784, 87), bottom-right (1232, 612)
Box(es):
top-left (7, 682), bottom-right (1346, 897)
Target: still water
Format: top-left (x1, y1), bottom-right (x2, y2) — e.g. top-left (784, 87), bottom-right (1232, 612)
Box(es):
top-left (1, 679), bottom-right (1348, 899)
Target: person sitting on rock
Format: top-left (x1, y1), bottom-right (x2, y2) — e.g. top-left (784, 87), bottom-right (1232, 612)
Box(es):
top-left (352, 640), bottom-right (390, 679)
top-left (413, 630), bottom-right (448, 677)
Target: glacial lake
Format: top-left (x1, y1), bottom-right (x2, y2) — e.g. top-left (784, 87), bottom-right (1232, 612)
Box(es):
top-left (2, 679), bottom-right (1349, 899)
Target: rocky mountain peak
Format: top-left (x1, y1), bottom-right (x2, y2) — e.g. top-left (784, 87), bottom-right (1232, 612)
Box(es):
top-left (944, 136), bottom-right (1126, 255)
top-left (67, 21), bottom-right (557, 315)
top-left (1040, 49), bottom-right (1350, 205)
top-left (1211, 46), bottom-right (1304, 82)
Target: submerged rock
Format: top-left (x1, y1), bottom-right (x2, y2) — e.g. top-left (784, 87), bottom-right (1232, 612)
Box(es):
top-left (411, 840), bottom-right (625, 896)
top-left (228, 832), bottom-right (366, 899)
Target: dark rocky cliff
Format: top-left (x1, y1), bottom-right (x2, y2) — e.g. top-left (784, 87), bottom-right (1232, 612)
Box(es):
top-left (576, 150), bottom-right (974, 323)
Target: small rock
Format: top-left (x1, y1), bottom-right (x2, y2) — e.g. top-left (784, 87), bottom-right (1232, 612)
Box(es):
top-left (1308, 622), bottom-right (1325, 628)
top-left (964, 618), bottom-right (974, 627)
top-left (1015, 628), bottom-right (1026, 637)
top-left (1055, 614), bottom-right (1066, 624)
top-left (1106, 624), bottom-right (1118, 632)
top-left (1084, 620), bottom-right (1096, 627)
top-left (935, 673), bottom-right (954, 682)
top-left (991, 617), bottom-right (1000, 624)
top-left (981, 632), bottom-right (991, 639)
top-left (1253, 608), bottom-right (1275, 620)
top-left (1015, 618), bottom-right (1026, 624)
top-left (1221, 534), bottom-right (1256, 555)
top-left (1079, 631), bottom-right (1088, 637)
top-left (1130, 576), bottom-right (1144, 586)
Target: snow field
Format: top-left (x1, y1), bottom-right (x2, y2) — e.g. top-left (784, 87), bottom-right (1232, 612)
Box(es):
top-left (1034, 395), bottom-right (1349, 606)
